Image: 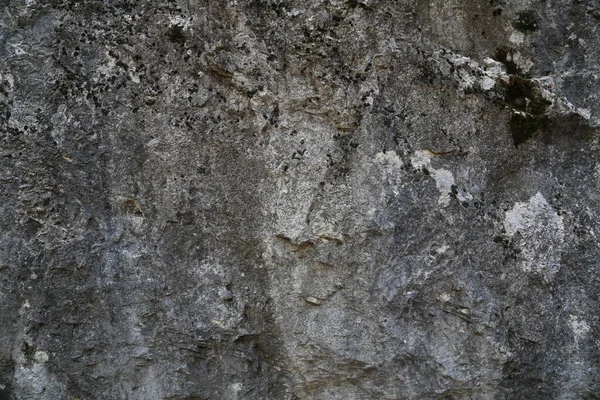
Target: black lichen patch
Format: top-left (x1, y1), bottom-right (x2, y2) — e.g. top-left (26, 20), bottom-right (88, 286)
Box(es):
top-left (500, 76), bottom-right (552, 146)
top-left (509, 113), bottom-right (547, 146)
top-left (514, 10), bottom-right (539, 33)
top-left (167, 25), bottom-right (186, 45)
top-left (494, 47), bottom-right (520, 75)
top-left (346, 0), bottom-right (373, 10)
top-left (20, 342), bottom-right (35, 364)
top-left (504, 76), bottom-right (552, 116)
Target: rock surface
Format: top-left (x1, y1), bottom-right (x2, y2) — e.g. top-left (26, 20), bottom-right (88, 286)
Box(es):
top-left (0, 0), bottom-right (599, 399)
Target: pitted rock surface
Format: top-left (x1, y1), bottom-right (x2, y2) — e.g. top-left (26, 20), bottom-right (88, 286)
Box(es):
top-left (0, 1), bottom-right (599, 399)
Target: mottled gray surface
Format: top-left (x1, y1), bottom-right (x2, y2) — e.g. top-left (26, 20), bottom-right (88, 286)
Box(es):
top-left (0, 0), bottom-right (599, 399)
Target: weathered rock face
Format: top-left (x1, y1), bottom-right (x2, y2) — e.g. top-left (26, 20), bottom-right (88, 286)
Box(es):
top-left (1, 0), bottom-right (599, 398)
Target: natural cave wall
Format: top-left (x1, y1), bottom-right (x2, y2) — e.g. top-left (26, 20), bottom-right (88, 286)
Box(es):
top-left (0, 0), bottom-right (599, 399)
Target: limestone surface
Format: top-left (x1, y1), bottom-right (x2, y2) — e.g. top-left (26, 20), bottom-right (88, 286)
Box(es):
top-left (0, 0), bottom-right (599, 399)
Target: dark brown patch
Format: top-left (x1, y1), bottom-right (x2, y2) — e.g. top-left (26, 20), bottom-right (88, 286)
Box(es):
top-left (509, 113), bottom-right (547, 146)
top-left (167, 25), bottom-right (186, 45)
top-left (494, 47), bottom-right (521, 75)
top-left (514, 10), bottom-right (539, 32)
top-left (501, 76), bottom-right (552, 146)
top-left (504, 76), bottom-right (552, 116)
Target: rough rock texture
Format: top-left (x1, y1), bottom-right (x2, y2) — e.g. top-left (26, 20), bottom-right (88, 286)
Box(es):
top-left (1, 0), bottom-right (599, 399)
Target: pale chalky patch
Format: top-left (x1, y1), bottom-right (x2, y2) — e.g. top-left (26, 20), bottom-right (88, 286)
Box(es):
top-left (410, 150), bottom-right (465, 207)
top-left (504, 192), bottom-right (565, 279)
top-left (375, 150), bottom-right (403, 169)
top-left (433, 169), bottom-right (455, 207)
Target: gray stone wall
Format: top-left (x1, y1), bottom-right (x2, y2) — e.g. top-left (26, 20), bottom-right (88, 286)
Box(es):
top-left (0, 0), bottom-right (598, 398)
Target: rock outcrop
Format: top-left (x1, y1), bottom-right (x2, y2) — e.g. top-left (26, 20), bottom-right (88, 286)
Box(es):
top-left (0, 0), bottom-right (598, 398)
